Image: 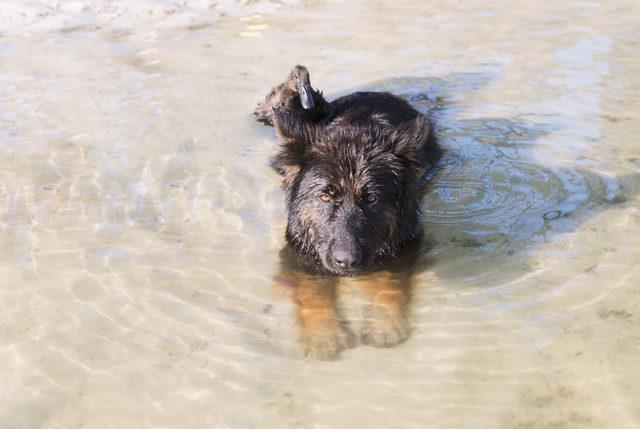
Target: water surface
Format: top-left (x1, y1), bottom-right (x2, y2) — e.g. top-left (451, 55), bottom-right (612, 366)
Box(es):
top-left (1, 1), bottom-right (639, 427)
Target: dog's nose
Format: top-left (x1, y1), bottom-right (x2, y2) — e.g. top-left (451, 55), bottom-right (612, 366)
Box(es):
top-left (332, 246), bottom-right (362, 270)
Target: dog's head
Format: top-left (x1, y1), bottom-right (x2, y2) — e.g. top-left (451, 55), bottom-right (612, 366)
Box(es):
top-left (272, 111), bottom-right (437, 275)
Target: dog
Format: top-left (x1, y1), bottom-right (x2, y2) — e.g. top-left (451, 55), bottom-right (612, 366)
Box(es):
top-left (255, 65), bottom-right (442, 359)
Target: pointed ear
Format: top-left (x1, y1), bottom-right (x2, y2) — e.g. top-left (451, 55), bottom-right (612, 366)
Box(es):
top-left (272, 107), bottom-right (316, 145)
top-left (270, 108), bottom-right (316, 187)
top-left (391, 114), bottom-right (441, 182)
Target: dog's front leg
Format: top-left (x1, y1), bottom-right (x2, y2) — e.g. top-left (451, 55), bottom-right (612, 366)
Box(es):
top-left (293, 274), bottom-right (352, 360)
top-left (358, 271), bottom-right (412, 348)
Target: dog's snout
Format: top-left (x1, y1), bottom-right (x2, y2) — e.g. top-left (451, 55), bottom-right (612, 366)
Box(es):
top-left (332, 245), bottom-right (362, 270)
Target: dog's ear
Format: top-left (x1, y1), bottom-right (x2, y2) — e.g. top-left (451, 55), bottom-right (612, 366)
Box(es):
top-left (270, 108), bottom-right (316, 187)
top-left (391, 115), bottom-right (441, 182)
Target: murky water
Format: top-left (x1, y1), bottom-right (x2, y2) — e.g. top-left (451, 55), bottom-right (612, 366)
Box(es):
top-left (1, 1), bottom-right (640, 427)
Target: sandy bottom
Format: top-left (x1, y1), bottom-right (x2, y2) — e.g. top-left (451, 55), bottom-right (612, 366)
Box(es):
top-left (1, 0), bottom-right (639, 427)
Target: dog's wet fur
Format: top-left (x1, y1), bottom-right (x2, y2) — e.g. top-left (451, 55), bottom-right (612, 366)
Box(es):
top-left (255, 65), bottom-right (442, 276)
top-left (255, 65), bottom-right (441, 359)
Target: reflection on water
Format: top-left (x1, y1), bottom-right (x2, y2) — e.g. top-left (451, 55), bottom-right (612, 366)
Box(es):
top-left (1, 0), bottom-right (640, 428)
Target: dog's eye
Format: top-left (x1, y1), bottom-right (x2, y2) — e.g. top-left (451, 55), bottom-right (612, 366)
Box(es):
top-left (365, 194), bottom-right (377, 204)
top-left (321, 185), bottom-right (337, 202)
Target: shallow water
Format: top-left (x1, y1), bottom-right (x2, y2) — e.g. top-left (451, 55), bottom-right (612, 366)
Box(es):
top-left (1, 1), bottom-right (640, 427)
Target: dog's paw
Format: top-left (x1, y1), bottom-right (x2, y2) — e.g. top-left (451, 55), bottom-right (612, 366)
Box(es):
top-left (302, 325), bottom-right (352, 360)
top-left (360, 306), bottom-right (410, 348)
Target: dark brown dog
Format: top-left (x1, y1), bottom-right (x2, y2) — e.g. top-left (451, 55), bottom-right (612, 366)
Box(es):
top-left (255, 65), bottom-right (441, 359)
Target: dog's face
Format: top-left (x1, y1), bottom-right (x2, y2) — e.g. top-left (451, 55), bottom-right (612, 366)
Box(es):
top-left (289, 154), bottom-right (409, 274)
top-left (273, 113), bottom-right (436, 275)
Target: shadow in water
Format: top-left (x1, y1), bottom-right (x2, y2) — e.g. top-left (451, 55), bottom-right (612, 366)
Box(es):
top-left (269, 73), bottom-right (640, 360)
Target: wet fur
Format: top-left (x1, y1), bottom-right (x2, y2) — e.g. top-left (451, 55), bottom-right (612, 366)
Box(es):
top-left (256, 66), bottom-right (442, 276)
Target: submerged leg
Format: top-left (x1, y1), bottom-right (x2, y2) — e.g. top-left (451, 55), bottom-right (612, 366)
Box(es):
top-left (294, 274), bottom-right (352, 360)
top-left (275, 265), bottom-right (351, 360)
top-left (358, 270), bottom-right (413, 347)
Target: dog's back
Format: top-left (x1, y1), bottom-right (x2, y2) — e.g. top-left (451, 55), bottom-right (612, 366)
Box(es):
top-left (329, 91), bottom-right (420, 127)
